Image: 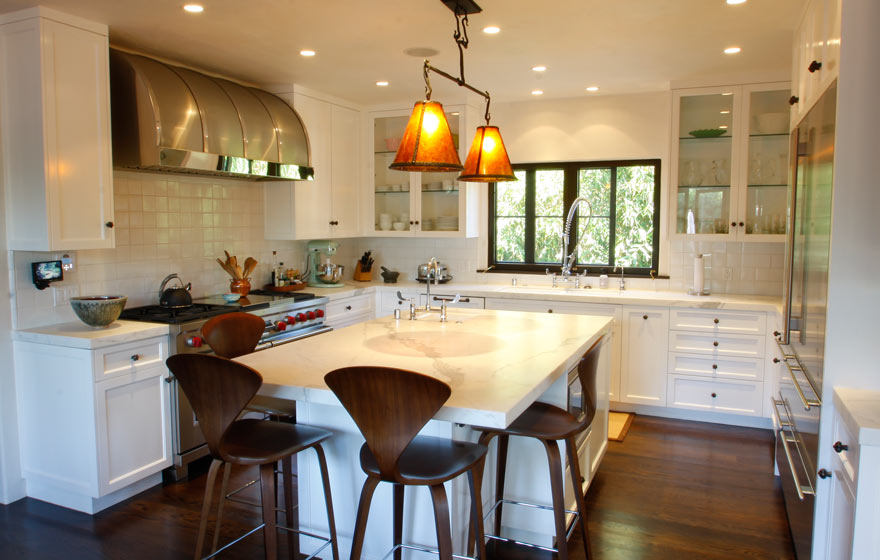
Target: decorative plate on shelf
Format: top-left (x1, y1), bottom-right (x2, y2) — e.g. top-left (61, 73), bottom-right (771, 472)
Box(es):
top-left (688, 129), bottom-right (727, 138)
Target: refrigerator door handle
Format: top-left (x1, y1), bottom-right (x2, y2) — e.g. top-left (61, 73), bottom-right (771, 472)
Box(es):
top-left (775, 338), bottom-right (822, 409)
top-left (772, 398), bottom-right (816, 500)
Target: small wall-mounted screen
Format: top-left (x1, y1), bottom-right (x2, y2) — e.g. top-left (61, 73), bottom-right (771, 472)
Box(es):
top-left (34, 261), bottom-right (62, 281)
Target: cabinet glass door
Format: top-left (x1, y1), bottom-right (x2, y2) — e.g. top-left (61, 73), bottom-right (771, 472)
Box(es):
top-left (744, 89), bottom-right (790, 236)
top-left (419, 112), bottom-right (461, 233)
top-left (373, 115), bottom-right (412, 233)
top-left (676, 93), bottom-right (734, 235)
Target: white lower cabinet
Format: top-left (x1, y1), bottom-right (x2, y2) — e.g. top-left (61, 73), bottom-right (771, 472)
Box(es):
top-left (325, 293), bottom-right (374, 328)
top-left (14, 337), bottom-right (171, 513)
top-left (667, 374), bottom-right (763, 416)
top-left (620, 308), bottom-right (669, 406)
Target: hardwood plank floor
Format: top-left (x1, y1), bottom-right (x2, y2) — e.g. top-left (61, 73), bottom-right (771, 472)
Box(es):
top-left (0, 415), bottom-right (795, 559)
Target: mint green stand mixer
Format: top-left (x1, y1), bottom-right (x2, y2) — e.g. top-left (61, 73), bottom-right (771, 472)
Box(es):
top-left (306, 240), bottom-right (345, 288)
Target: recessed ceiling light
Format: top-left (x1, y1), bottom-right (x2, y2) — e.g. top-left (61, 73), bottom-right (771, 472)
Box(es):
top-left (531, 90), bottom-right (544, 96)
top-left (586, 86), bottom-right (599, 92)
top-left (376, 81), bottom-right (389, 87)
top-left (532, 66), bottom-right (546, 72)
top-left (719, 125), bottom-right (729, 129)
top-left (722, 92), bottom-right (734, 96)
top-left (726, 0), bottom-right (747, 4)
top-left (450, 112), bottom-right (460, 116)
top-left (183, 4), bottom-right (203, 13)
top-left (300, 50), bottom-right (316, 57)
top-left (720, 110), bottom-right (730, 114)
top-left (482, 26), bottom-right (500, 34)
top-left (724, 46), bottom-right (742, 54)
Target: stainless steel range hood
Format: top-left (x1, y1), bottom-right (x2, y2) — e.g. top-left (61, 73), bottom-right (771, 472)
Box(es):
top-left (109, 49), bottom-right (314, 181)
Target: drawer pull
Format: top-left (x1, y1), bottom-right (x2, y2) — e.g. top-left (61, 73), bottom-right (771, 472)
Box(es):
top-left (713, 318), bottom-right (719, 324)
top-left (713, 341), bottom-right (719, 347)
top-left (817, 468), bottom-right (832, 479)
top-left (808, 60), bottom-right (822, 73)
top-left (345, 305), bottom-right (352, 311)
top-left (131, 354), bottom-right (140, 362)
top-left (833, 441), bottom-right (848, 453)
top-left (773, 357), bottom-right (781, 363)
top-left (164, 376), bottom-right (173, 384)
top-left (711, 392), bottom-right (717, 398)
top-left (642, 314), bottom-right (648, 320)
top-left (548, 309), bottom-right (553, 313)
top-left (712, 364), bottom-right (718, 370)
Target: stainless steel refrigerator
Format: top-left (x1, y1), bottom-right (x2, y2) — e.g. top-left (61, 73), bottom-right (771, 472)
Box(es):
top-left (772, 82), bottom-right (836, 559)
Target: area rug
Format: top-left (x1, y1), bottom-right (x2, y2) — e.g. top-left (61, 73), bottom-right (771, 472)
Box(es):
top-left (608, 411), bottom-right (635, 442)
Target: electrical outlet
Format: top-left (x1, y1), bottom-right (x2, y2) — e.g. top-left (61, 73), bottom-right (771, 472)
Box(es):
top-left (722, 268), bottom-right (732, 281)
top-left (53, 286), bottom-right (79, 306)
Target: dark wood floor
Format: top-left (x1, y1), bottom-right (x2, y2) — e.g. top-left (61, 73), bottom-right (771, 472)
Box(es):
top-left (0, 415), bottom-right (794, 559)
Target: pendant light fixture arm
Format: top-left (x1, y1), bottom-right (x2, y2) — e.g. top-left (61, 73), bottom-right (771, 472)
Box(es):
top-left (454, 11), bottom-right (470, 85)
top-left (422, 60), bottom-right (492, 121)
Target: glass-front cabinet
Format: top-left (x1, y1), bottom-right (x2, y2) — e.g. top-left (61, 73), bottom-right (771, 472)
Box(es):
top-left (671, 83), bottom-right (789, 241)
top-left (370, 105), bottom-right (479, 237)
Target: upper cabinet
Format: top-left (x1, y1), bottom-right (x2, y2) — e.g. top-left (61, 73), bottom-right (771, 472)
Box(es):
top-left (671, 83), bottom-right (789, 242)
top-left (0, 8), bottom-right (114, 251)
top-left (790, 0), bottom-right (841, 128)
top-left (264, 90), bottom-right (361, 240)
top-left (369, 106), bottom-right (480, 238)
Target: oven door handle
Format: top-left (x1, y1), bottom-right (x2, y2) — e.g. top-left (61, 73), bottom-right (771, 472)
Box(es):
top-left (255, 325), bottom-right (333, 351)
top-left (771, 397), bottom-right (815, 500)
top-left (774, 338), bottom-right (821, 410)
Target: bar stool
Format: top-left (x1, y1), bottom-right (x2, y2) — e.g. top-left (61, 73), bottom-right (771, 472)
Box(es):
top-left (201, 313), bottom-right (297, 420)
top-left (469, 337), bottom-right (603, 559)
top-left (324, 366), bottom-right (488, 560)
top-left (167, 354), bottom-right (339, 560)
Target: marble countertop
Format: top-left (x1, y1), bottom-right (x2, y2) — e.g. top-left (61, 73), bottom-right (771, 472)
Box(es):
top-left (833, 387), bottom-right (880, 446)
top-left (235, 308), bottom-right (613, 429)
top-left (12, 320), bottom-right (171, 349)
top-left (306, 280), bottom-right (783, 314)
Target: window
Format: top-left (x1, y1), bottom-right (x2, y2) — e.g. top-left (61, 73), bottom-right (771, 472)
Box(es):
top-left (489, 159), bottom-right (661, 275)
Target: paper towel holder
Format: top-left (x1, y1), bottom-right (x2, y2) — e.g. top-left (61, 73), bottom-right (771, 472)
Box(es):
top-left (688, 253), bottom-right (711, 296)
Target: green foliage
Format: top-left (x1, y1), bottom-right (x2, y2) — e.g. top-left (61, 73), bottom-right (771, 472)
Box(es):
top-left (615, 165), bottom-right (655, 268)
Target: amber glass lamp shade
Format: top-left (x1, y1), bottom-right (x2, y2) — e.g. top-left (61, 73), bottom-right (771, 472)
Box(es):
top-left (390, 100), bottom-right (462, 172)
top-left (457, 126), bottom-right (516, 182)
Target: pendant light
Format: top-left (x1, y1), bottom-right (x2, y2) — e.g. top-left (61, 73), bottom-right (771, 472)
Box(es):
top-left (390, 0), bottom-right (516, 182)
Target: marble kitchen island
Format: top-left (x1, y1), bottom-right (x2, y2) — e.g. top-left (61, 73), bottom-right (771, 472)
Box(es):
top-left (236, 308), bottom-right (613, 559)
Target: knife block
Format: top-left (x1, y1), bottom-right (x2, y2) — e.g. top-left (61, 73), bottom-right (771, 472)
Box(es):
top-left (353, 262), bottom-right (372, 282)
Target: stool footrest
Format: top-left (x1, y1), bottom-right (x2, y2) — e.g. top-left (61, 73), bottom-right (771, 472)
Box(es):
top-left (482, 498), bottom-right (580, 553)
top-left (382, 543), bottom-right (477, 560)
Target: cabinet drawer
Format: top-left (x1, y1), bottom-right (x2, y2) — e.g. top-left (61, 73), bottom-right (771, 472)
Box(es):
top-left (96, 338), bottom-right (167, 382)
top-left (667, 375), bottom-right (763, 416)
top-left (670, 309), bottom-right (766, 335)
top-left (326, 294), bottom-right (373, 326)
top-left (669, 331), bottom-right (765, 358)
top-left (831, 411), bottom-right (859, 487)
top-left (485, 298), bottom-right (621, 321)
top-left (668, 353), bottom-right (764, 381)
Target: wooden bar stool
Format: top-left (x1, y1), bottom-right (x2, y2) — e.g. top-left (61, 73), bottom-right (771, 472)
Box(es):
top-left (167, 354), bottom-right (339, 560)
top-left (324, 366), bottom-right (488, 560)
top-left (201, 313), bottom-right (297, 420)
top-left (469, 337), bottom-right (603, 559)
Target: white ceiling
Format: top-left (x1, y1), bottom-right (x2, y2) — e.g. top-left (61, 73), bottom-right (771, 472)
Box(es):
top-left (4, 0), bottom-right (806, 106)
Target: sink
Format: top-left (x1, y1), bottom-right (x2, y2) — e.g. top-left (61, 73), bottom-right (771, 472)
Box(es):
top-left (499, 285), bottom-right (599, 295)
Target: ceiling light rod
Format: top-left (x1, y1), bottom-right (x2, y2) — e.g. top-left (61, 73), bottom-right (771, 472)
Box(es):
top-left (423, 60), bottom-right (492, 125)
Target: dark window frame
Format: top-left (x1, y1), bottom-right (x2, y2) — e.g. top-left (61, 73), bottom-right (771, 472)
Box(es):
top-left (488, 159), bottom-right (662, 277)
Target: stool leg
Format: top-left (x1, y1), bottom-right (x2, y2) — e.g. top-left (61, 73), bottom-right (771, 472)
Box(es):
top-left (313, 444), bottom-right (339, 560)
top-left (260, 462), bottom-right (278, 560)
top-left (196, 459), bottom-right (223, 560)
top-left (470, 432), bottom-right (496, 557)
top-left (428, 484), bottom-right (453, 560)
top-left (393, 483), bottom-right (404, 560)
top-left (541, 439), bottom-right (569, 559)
top-left (494, 433), bottom-right (509, 537)
top-left (468, 457), bottom-right (487, 560)
top-left (211, 462), bottom-right (232, 554)
top-left (281, 456), bottom-right (298, 560)
top-left (350, 475), bottom-right (380, 560)
top-left (565, 436), bottom-right (592, 560)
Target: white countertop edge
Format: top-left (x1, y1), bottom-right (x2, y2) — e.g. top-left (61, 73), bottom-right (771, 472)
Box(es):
top-left (833, 386), bottom-right (880, 446)
top-left (12, 320), bottom-right (171, 349)
top-left (310, 281), bottom-right (783, 314)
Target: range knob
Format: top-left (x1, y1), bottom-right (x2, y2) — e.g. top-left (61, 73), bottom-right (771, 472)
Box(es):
top-left (307, 311), bottom-right (316, 320)
top-left (296, 313), bottom-right (306, 322)
top-left (276, 321), bottom-right (287, 331)
top-left (286, 315), bottom-right (297, 324)
top-left (315, 309), bottom-right (325, 318)
top-left (187, 336), bottom-right (203, 348)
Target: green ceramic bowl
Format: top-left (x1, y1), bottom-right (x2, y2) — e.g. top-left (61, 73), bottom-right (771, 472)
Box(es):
top-left (70, 296), bottom-right (127, 327)
top-left (688, 128), bottom-right (727, 138)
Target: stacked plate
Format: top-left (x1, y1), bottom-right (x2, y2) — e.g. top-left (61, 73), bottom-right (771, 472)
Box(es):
top-left (435, 216), bottom-right (459, 231)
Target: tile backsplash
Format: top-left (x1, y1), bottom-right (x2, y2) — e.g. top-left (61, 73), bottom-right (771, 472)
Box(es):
top-left (9, 172), bottom-right (784, 330)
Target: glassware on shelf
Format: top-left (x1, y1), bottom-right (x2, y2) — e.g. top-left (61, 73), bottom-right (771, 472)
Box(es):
top-left (682, 160), bottom-right (703, 187)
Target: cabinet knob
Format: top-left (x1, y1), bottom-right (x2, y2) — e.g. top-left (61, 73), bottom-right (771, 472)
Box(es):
top-left (731, 221), bottom-right (737, 227)
top-left (345, 305), bottom-right (352, 311)
top-left (817, 468), bottom-right (832, 479)
top-left (409, 221), bottom-right (414, 225)
top-left (833, 441), bottom-right (848, 453)
top-left (130, 354), bottom-right (140, 361)
top-left (711, 392), bottom-right (717, 398)
top-left (415, 220), bottom-right (420, 225)
top-left (713, 341), bottom-right (719, 347)
top-left (808, 60), bottom-right (822, 73)
top-left (773, 357), bottom-right (781, 363)
top-left (738, 221), bottom-right (744, 227)
top-left (643, 315), bottom-right (648, 320)
top-left (547, 309), bottom-right (554, 313)
top-left (105, 221), bottom-right (114, 228)
top-left (164, 376), bottom-right (174, 384)
top-left (329, 220), bottom-right (339, 225)
top-left (712, 364), bottom-right (718, 369)
top-left (773, 330), bottom-right (781, 337)
top-left (789, 95), bottom-right (799, 106)
top-left (713, 318), bottom-right (719, 324)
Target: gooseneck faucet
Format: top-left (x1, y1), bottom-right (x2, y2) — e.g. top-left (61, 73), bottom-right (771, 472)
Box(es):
top-left (546, 197), bottom-right (594, 287)
top-left (613, 264), bottom-right (626, 291)
top-left (425, 257), bottom-right (439, 311)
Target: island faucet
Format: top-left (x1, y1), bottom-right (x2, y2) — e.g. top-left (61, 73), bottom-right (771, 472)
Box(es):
top-left (425, 257), bottom-right (439, 311)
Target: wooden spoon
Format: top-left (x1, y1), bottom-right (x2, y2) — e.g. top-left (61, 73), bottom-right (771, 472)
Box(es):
top-left (243, 257), bottom-right (257, 278)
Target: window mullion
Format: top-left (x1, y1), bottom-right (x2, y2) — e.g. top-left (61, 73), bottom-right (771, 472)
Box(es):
top-left (608, 166), bottom-right (618, 269)
top-left (524, 168), bottom-right (536, 264)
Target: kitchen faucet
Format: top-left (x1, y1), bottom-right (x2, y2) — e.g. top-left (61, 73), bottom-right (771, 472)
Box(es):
top-left (425, 257), bottom-right (439, 311)
top-left (546, 197), bottom-right (593, 288)
top-left (613, 264), bottom-right (626, 291)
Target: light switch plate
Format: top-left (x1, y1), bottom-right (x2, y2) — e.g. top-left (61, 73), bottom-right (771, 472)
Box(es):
top-left (53, 286), bottom-right (79, 307)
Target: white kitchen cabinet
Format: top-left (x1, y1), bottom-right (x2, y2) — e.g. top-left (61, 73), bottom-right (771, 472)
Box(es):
top-left (14, 336), bottom-right (171, 513)
top-left (0, 8), bottom-right (115, 251)
top-left (369, 107), bottom-right (480, 238)
top-left (790, 0), bottom-right (841, 128)
top-left (671, 83), bottom-right (789, 242)
top-left (667, 374), bottom-right (763, 416)
top-left (325, 292), bottom-right (374, 328)
top-left (264, 91), bottom-right (361, 240)
top-left (620, 307), bottom-right (669, 406)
